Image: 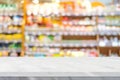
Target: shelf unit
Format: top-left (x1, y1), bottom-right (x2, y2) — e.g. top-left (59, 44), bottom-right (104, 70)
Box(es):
top-left (0, 1), bottom-right (23, 57)
top-left (0, 0), bottom-right (120, 57)
top-left (23, 0), bottom-right (120, 57)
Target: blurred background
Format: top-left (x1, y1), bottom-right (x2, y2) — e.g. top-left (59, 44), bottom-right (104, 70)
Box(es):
top-left (0, 0), bottom-right (120, 57)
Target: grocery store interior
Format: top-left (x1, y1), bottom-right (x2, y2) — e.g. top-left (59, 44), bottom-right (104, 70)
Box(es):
top-left (0, 0), bottom-right (120, 79)
top-left (0, 0), bottom-right (120, 57)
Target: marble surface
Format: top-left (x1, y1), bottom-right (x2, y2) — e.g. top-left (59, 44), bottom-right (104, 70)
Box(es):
top-left (0, 57), bottom-right (120, 77)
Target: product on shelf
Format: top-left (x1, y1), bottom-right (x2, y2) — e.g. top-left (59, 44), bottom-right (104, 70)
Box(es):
top-left (0, 34), bottom-right (22, 41)
top-left (98, 16), bottom-right (120, 26)
top-left (61, 16), bottom-right (96, 26)
top-left (25, 46), bottom-right (99, 57)
top-left (0, 51), bottom-right (20, 57)
top-left (99, 36), bottom-right (120, 47)
top-left (98, 25), bottom-right (120, 36)
top-left (27, 2), bottom-right (60, 16)
top-left (25, 34), bottom-right (62, 43)
top-left (2, 51), bottom-right (9, 57)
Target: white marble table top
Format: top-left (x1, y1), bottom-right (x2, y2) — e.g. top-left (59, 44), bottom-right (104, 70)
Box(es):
top-left (0, 57), bottom-right (120, 77)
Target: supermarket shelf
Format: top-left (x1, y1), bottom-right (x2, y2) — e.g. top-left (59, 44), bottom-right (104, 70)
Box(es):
top-left (99, 46), bottom-right (120, 48)
top-left (25, 52), bottom-right (48, 55)
top-left (25, 27), bottom-right (120, 36)
top-left (25, 41), bottom-right (97, 47)
top-left (25, 31), bottom-right (97, 36)
top-left (62, 22), bottom-right (96, 26)
top-left (26, 42), bottom-right (120, 48)
top-left (29, 12), bottom-right (120, 16)
top-left (61, 11), bottom-right (120, 16)
top-left (0, 48), bottom-right (21, 52)
top-left (0, 13), bottom-right (23, 16)
top-left (99, 31), bottom-right (120, 36)
top-left (99, 24), bottom-right (120, 26)
top-left (0, 40), bottom-right (22, 43)
top-left (0, 30), bottom-right (21, 34)
top-left (25, 27), bottom-right (97, 32)
top-left (25, 31), bottom-right (120, 36)
top-left (0, 22), bottom-right (22, 25)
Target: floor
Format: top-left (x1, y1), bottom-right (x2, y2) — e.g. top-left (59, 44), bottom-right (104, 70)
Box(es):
top-left (0, 57), bottom-right (120, 80)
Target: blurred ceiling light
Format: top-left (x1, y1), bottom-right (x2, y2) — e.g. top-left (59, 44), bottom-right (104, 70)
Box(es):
top-left (32, 0), bottom-right (39, 4)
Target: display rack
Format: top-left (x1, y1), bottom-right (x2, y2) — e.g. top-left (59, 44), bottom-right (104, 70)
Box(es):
top-left (0, 0), bottom-right (120, 57)
top-left (23, 0), bottom-right (120, 57)
top-left (0, 1), bottom-right (23, 57)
